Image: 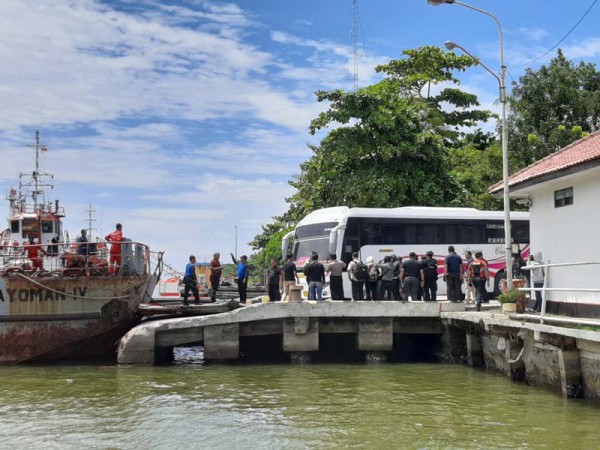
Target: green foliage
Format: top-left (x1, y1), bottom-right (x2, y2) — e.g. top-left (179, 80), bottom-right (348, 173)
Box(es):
top-left (509, 49), bottom-right (600, 168)
top-left (448, 142), bottom-right (503, 210)
top-left (290, 46), bottom-right (493, 212)
top-left (497, 289), bottom-right (521, 304)
top-left (251, 228), bottom-right (292, 271)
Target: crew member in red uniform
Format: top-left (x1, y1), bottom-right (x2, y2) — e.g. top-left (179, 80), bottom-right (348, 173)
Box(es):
top-left (24, 236), bottom-right (47, 271)
top-left (105, 223), bottom-right (123, 273)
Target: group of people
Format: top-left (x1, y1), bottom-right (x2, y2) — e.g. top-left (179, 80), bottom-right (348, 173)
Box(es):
top-left (299, 246), bottom-right (497, 308)
top-left (182, 251), bottom-right (251, 306)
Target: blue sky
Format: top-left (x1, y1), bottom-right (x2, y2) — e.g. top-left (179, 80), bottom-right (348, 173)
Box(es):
top-left (1, 0), bottom-right (599, 270)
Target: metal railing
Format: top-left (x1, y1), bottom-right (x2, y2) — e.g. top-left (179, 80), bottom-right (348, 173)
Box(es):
top-left (516, 260), bottom-right (600, 326)
top-left (0, 240), bottom-right (158, 277)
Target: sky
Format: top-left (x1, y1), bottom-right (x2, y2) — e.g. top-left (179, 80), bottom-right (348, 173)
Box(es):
top-left (1, 0), bottom-right (600, 272)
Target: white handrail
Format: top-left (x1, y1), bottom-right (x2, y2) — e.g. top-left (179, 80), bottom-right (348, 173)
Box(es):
top-left (519, 259), bottom-right (600, 325)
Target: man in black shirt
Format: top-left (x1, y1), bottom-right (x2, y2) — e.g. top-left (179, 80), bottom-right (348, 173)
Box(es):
top-left (305, 253), bottom-right (326, 301)
top-left (400, 252), bottom-right (424, 302)
top-left (422, 251), bottom-right (439, 302)
top-left (267, 259), bottom-right (283, 302)
top-left (281, 254), bottom-right (299, 301)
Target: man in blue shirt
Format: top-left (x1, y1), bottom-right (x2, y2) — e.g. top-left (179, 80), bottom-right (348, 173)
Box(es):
top-left (444, 246), bottom-right (463, 302)
top-left (231, 253), bottom-right (249, 304)
top-left (183, 255), bottom-right (201, 305)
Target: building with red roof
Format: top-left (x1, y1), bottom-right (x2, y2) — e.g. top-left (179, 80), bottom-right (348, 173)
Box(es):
top-left (489, 131), bottom-right (600, 312)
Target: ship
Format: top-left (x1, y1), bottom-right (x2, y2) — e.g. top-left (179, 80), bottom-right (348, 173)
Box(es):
top-left (0, 131), bottom-right (162, 363)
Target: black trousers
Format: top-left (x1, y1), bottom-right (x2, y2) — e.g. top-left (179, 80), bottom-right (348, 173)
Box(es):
top-left (330, 276), bottom-right (344, 300)
top-left (446, 273), bottom-right (462, 301)
top-left (423, 277), bottom-right (437, 301)
top-left (210, 275), bottom-right (220, 301)
top-left (392, 279), bottom-right (401, 300)
top-left (238, 280), bottom-right (247, 304)
top-left (268, 283), bottom-right (281, 302)
top-left (183, 277), bottom-right (199, 304)
top-left (473, 277), bottom-right (487, 310)
top-left (351, 280), bottom-right (364, 300)
top-left (379, 280), bottom-right (394, 300)
top-left (365, 280), bottom-right (377, 300)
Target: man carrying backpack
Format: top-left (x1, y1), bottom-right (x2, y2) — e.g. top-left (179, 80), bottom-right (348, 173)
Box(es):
top-left (347, 252), bottom-right (366, 300)
top-left (365, 256), bottom-right (379, 300)
top-left (469, 251), bottom-right (490, 311)
top-left (422, 251), bottom-right (439, 302)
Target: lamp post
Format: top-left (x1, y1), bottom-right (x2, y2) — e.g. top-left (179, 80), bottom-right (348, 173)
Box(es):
top-left (428, 0), bottom-right (513, 290)
top-left (234, 224), bottom-right (238, 258)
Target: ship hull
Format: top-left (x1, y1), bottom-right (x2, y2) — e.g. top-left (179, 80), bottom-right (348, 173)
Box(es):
top-left (0, 274), bottom-right (151, 363)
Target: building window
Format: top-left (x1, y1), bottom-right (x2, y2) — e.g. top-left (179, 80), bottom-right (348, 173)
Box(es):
top-left (554, 187), bottom-right (574, 208)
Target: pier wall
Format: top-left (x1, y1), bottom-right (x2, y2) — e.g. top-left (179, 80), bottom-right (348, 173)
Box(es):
top-left (118, 302), bottom-right (600, 402)
top-left (438, 312), bottom-right (600, 400)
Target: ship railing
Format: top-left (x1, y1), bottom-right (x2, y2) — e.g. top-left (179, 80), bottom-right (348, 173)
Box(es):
top-left (0, 240), bottom-right (156, 277)
top-left (514, 260), bottom-right (600, 327)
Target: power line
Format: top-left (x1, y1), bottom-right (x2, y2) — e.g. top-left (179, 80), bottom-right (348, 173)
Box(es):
top-left (516, 0), bottom-right (598, 67)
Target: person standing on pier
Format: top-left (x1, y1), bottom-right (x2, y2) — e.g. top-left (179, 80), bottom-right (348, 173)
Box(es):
top-left (469, 251), bottom-right (490, 311)
top-left (326, 253), bottom-right (346, 300)
top-left (422, 251), bottom-right (439, 302)
top-left (444, 246), bottom-right (463, 302)
top-left (267, 259), bottom-right (283, 302)
top-left (365, 256), bottom-right (379, 300)
top-left (281, 254), bottom-right (299, 301)
top-left (105, 223), bottom-right (123, 274)
top-left (400, 252), bottom-right (424, 302)
top-left (305, 253), bottom-right (326, 301)
top-left (347, 252), bottom-right (366, 300)
top-left (463, 251), bottom-right (475, 305)
top-left (231, 254), bottom-right (249, 304)
top-left (377, 256), bottom-right (395, 300)
top-left (209, 252), bottom-right (223, 302)
top-left (183, 255), bottom-right (201, 305)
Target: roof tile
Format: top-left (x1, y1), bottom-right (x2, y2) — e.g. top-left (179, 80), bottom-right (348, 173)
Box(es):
top-left (489, 130), bottom-right (600, 193)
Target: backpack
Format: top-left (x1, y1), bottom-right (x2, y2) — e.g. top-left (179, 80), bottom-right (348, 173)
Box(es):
top-left (368, 264), bottom-right (379, 282)
top-left (423, 258), bottom-right (438, 278)
top-left (353, 261), bottom-right (369, 282)
top-left (470, 260), bottom-right (486, 280)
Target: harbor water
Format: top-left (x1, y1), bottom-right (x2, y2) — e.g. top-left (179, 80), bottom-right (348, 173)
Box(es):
top-left (1, 349), bottom-right (599, 449)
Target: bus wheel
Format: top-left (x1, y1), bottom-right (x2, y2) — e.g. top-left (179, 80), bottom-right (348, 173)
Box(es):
top-left (493, 272), bottom-right (504, 298)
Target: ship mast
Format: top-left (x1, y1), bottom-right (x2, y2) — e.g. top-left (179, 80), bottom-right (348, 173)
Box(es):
top-left (85, 202), bottom-right (97, 239)
top-left (22, 130), bottom-right (54, 212)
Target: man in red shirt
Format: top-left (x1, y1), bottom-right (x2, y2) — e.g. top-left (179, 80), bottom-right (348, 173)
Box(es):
top-left (209, 252), bottom-right (223, 303)
top-left (105, 223), bottom-right (123, 273)
top-left (24, 236), bottom-right (47, 271)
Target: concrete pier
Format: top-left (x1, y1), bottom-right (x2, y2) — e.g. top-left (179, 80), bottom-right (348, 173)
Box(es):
top-left (118, 301), bottom-right (453, 364)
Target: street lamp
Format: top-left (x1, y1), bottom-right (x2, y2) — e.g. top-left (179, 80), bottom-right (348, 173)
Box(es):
top-left (429, 0), bottom-right (513, 290)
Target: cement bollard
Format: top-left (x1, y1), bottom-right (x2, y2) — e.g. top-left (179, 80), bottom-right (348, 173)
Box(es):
top-left (289, 285), bottom-right (303, 302)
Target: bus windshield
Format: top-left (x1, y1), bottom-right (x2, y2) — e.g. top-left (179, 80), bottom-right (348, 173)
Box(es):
top-left (293, 237), bottom-right (331, 269)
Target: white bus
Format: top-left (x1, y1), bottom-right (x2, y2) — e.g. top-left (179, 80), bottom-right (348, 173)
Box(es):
top-left (282, 206), bottom-right (530, 299)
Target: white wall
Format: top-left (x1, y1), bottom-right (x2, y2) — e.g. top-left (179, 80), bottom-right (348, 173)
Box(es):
top-left (527, 166), bottom-right (600, 303)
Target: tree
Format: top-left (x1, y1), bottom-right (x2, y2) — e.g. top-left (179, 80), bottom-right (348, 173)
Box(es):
top-left (509, 49), bottom-right (600, 168)
top-left (287, 46), bottom-right (494, 212)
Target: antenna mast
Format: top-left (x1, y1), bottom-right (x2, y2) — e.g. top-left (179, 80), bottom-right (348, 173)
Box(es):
top-left (23, 130), bottom-right (53, 211)
top-left (85, 202), bottom-right (97, 238)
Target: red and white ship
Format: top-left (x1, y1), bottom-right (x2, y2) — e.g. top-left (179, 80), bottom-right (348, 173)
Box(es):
top-left (0, 131), bottom-right (162, 363)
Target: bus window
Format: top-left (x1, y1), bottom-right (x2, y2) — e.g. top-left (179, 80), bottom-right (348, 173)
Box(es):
top-left (417, 224), bottom-right (441, 244)
top-left (457, 224), bottom-right (484, 244)
top-left (512, 221), bottom-right (530, 243)
top-left (444, 224), bottom-right (457, 243)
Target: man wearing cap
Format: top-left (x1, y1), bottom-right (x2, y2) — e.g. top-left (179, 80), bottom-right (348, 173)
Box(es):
top-left (422, 251), bottom-right (439, 302)
top-left (400, 252), bottom-right (424, 302)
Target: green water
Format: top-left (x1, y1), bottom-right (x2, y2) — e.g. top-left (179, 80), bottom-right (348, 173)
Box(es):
top-left (0, 356), bottom-right (599, 449)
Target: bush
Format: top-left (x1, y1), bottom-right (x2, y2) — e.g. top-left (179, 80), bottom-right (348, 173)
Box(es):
top-left (497, 289), bottom-right (521, 304)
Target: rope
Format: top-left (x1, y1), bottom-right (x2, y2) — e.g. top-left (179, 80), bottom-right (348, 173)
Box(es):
top-left (507, 346), bottom-right (525, 364)
top-left (11, 272), bottom-right (134, 300)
